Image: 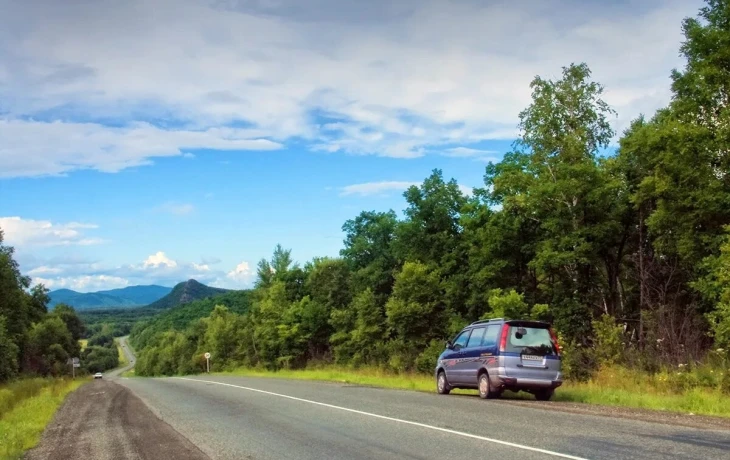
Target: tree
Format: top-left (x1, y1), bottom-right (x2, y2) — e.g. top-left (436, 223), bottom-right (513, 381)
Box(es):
top-left (51, 304), bottom-right (85, 342)
top-left (490, 63), bottom-right (623, 342)
top-left (0, 316), bottom-right (19, 381)
top-left (340, 210), bottom-right (400, 305)
top-left (26, 316), bottom-right (78, 376)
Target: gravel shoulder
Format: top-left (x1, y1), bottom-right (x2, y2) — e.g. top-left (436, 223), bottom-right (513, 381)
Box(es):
top-left (24, 379), bottom-right (209, 460)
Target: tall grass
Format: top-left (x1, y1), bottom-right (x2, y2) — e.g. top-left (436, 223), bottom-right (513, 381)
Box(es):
top-left (0, 379), bottom-right (85, 459)
top-left (219, 363), bottom-right (730, 418)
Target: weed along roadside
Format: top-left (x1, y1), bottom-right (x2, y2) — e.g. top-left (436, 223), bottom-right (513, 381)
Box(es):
top-left (0, 378), bottom-right (87, 459)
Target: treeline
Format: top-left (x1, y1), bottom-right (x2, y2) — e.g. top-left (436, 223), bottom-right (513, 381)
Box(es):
top-left (119, 0), bottom-right (730, 379)
top-left (0, 232), bottom-right (87, 382)
top-left (81, 326), bottom-right (120, 373)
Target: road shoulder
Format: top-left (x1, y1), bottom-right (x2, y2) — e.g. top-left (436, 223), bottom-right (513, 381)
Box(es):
top-left (24, 379), bottom-right (209, 460)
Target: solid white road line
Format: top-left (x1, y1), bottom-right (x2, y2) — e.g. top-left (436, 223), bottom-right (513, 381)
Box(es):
top-left (174, 377), bottom-right (589, 460)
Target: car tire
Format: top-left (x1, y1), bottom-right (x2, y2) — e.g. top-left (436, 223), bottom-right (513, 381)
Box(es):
top-left (436, 371), bottom-right (451, 395)
top-left (535, 389), bottom-right (554, 401)
top-left (478, 372), bottom-right (496, 399)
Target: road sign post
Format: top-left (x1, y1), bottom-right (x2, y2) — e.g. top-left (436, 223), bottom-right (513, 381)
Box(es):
top-left (204, 352), bottom-right (211, 373)
top-left (68, 357), bottom-right (79, 378)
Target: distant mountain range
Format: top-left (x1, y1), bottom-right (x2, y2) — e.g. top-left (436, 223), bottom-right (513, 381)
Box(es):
top-left (49, 285), bottom-right (172, 310)
top-left (146, 279), bottom-right (229, 310)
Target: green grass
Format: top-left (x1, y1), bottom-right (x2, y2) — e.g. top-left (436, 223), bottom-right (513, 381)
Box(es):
top-left (0, 379), bottom-right (86, 459)
top-left (115, 339), bottom-right (128, 367)
top-left (120, 368), bottom-right (136, 378)
top-left (216, 365), bottom-right (730, 418)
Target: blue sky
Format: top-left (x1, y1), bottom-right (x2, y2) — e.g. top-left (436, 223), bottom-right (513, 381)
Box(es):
top-left (0, 0), bottom-right (703, 291)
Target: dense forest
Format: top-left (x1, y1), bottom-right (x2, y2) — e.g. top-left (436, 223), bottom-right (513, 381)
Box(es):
top-left (0, 231), bottom-right (88, 381)
top-left (131, 1), bottom-right (730, 380)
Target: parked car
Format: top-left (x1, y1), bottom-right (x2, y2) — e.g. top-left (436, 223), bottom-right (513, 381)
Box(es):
top-left (434, 318), bottom-right (562, 400)
top-left (94, 372), bottom-right (103, 379)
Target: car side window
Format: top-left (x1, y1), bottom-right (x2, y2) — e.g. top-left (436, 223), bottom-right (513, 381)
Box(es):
top-left (466, 327), bottom-right (486, 348)
top-left (452, 330), bottom-right (471, 349)
top-left (481, 324), bottom-right (500, 347)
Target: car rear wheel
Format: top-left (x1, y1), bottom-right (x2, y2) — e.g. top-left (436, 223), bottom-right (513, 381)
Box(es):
top-left (478, 373), bottom-right (497, 399)
top-left (535, 389), bottom-right (554, 401)
top-left (436, 371), bottom-right (451, 395)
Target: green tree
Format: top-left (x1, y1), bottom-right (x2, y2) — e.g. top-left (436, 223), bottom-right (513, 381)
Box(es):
top-left (51, 304), bottom-right (85, 342)
top-left (340, 210), bottom-right (400, 305)
top-left (26, 316), bottom-right (78, 376)
top-left (490, 63), bottom-right (623, 342)
top-left (385, 262), bottom-right (448, 369)
top-left (0, 316), bottom-right (19, 381)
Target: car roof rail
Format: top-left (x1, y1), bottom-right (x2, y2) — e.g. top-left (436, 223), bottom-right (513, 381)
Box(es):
top-left (469, 318), bottom-right (503, 326)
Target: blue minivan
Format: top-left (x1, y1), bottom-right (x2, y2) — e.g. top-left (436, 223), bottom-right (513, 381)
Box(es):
top-left (434, 318), bottom-right (562, 400)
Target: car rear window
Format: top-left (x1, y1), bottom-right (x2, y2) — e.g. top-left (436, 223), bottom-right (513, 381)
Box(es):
top-left (506, 325), bottom-right (556, 355)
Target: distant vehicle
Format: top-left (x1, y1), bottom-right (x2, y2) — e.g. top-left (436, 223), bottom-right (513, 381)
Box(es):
top-left (435, 318), bottom-right (562, 401)
top-left (94, 372), bottom-right (103, 379)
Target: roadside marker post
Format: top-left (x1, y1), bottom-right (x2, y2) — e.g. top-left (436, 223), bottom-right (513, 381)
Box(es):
top-left (204, 352), bottom-right (211, 373)
top-left (68, 357), bottom-right (80, 378)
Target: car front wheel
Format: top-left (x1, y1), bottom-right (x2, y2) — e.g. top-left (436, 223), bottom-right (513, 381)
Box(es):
top-left (535, 389), bottom-right (554, 401)
top-left (436, 371), bottom-right (451, 395)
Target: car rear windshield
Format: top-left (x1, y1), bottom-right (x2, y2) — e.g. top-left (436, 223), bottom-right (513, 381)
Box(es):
top-left (506, 325), bottom-right (556, 355)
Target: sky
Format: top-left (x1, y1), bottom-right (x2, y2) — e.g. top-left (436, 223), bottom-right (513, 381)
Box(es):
top-left (0, 0), bottom-right (704, 292)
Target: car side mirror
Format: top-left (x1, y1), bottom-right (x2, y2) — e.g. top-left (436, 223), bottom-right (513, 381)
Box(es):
top-left (446, 340), bottom-right (453, 350)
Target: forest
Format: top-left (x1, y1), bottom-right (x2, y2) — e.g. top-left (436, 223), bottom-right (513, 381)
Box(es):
top-left (0, 230), bottom-right (120, 382)
top-left (131, 0), bottom-right (730, 383)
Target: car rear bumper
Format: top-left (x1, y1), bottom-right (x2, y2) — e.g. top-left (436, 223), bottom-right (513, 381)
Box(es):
top-left (498, 376), bottom-right (562, 389)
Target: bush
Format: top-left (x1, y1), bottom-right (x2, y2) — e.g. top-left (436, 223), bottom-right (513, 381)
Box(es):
top-left (561, 339), bottom-right (598, 382)
top-left (415, 339), bottom-right (444, 374)
top-left (592, 315), bottom-right (624, 365)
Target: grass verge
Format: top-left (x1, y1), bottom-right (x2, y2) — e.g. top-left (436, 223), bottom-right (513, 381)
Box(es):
top-left (216, 365), bottom-right (730, 418)
top-left (115, 339), bottom-right (128, 367)
top-left (0, 379), bottom-right (86, 459)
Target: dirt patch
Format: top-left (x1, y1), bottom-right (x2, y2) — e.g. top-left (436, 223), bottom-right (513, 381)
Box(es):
top-left (25, 379), bottom-right (209, 460)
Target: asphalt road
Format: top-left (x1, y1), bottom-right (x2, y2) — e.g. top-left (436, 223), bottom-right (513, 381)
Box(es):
top-left (32, 337), bottom-right (730, 460)
top-left (118, 374), bottom-right (730, 460)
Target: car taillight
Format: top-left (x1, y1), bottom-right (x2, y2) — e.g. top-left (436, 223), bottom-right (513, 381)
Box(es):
top-left (549, 328), bottom-right (561, 355)
top-left (499, 324), bottom-right (509, 352)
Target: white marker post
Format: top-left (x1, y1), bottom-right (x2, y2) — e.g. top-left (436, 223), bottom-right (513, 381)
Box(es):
top-left (204, 352), bottom-right (211, 373)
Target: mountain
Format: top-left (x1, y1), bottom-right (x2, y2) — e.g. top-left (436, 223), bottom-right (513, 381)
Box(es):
top-left (145, 279), bottom-right (229, 311)
top-left (96, 285), bottom-right (173, 305)
top-left (133, 290), bottom-right (252, 344)
top-left (48, 285), bottom-right (172, 310)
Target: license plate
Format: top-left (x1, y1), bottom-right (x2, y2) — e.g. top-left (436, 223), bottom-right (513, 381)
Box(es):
top-left (521, 355), bottom-right (542, 361)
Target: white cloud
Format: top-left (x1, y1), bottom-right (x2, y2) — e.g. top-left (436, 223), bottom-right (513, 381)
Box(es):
top-left (0, 216), bottom-right (103, 247)
top-left (442, 147), bottom-right (498, 158)
top-left (340, 181), bottom-right (419, 197)
top-left (142, 251), bottom-right (178, 268)
top-left (0, 0), bottom-right (703, 175)
top-left (225, 261), bottom-right (255, 287)
top-left (34, 275), bottom-right (130, 292)
top-left (156, 202), bottom-right (196, 216)
top-left (0, 120), bottom-right (282, 178)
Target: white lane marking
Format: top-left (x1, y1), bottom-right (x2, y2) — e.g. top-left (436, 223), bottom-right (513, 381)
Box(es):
top-left (174, 377), bottom-right (589, 460)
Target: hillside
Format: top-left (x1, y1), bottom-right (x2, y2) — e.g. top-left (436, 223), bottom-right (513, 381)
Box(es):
top-left (145, 279), bottom-right (229, 311)
top-left (48, 285), bottom-right (172, 310)
top-left (130, 290), bottom-right (252, 349)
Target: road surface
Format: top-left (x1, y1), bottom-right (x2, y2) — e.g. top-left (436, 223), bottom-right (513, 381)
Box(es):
top-left (30, 337), bottom-right (730, 460)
